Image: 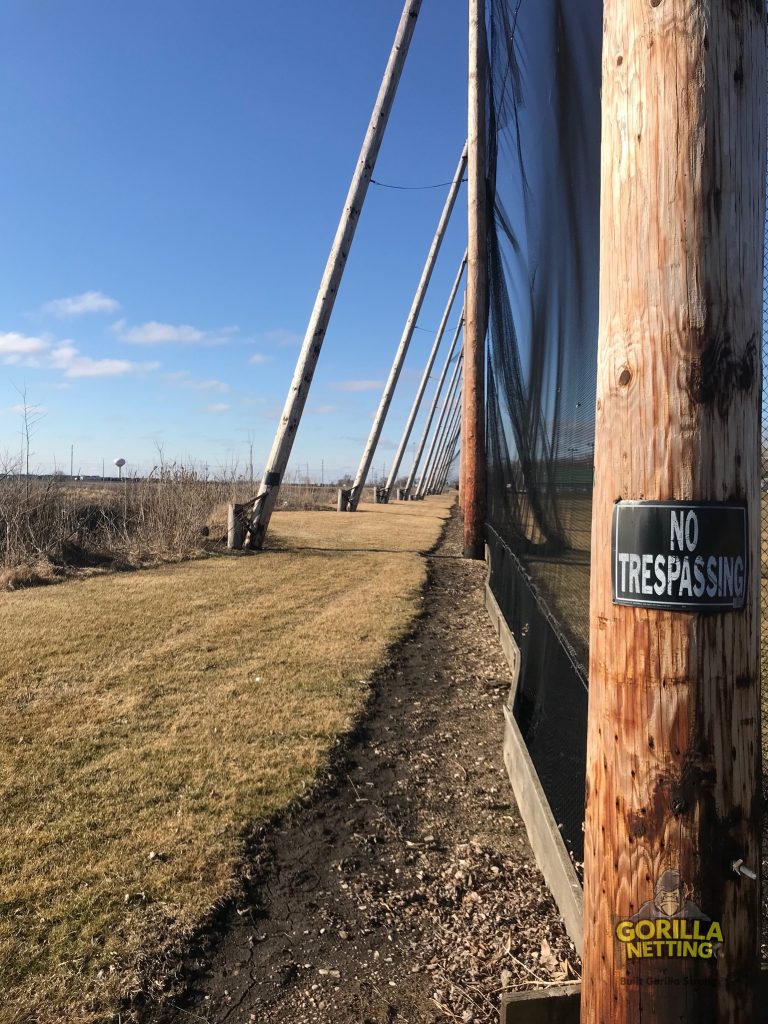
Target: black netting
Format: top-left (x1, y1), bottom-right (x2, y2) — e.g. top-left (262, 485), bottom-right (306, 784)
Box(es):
top-left (762, 160), bottom-right (768, 811)
top-left (485, 0), bottom-right (603, 866)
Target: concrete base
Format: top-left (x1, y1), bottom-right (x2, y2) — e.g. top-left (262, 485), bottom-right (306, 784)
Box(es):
top-left (500, 984), bottom-right (580, 1024)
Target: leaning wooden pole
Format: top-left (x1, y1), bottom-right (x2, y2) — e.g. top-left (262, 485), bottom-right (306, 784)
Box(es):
top-left (427, 386), bottom-right (462, 495)
top-left (385, 250), bottom-right (467, 499)
top-left (403, 310), bottom-right (465, 498)
top-left (242, 0), bottom-right (423, 549)
top-left (436, 422), bottom-right (460, 494)
top-left (462, 0), bottom-right (487, 557)
top-left (434, 413), bottom-right (461, 495)
top-left (346, 142), bottom-right (468, 511)
top-left (581, 4), bottom-right (765, 1023)
top-left (418, 354), bottom-right (463, 497)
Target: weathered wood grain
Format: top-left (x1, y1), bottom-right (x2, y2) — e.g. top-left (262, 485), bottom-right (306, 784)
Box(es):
top-left (463, 0), bottom-right (488, 557)
top-left (581, 3), bottom-right (766, 1022)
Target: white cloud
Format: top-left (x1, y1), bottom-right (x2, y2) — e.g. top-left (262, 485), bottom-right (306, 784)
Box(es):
top-left (332, 380), bottom-right (384, 392)
top-left (43, 291), bottom-right (120, 318)
top-left (312, 404), bottom-right (337, 415)
top-left (204, 403), bottom-right (230, 413)
top-left (249, 353), bottom-right (271, 365)
top-left (113, 319), bottom-right (236, 346)
top-left (261, 328), bottom-right (302, 348)
top-left (0, 332), bottom-right (49, 355)
top-left (166, 371), bottom-right (229, 393)
top-left (50, 343), bottom-right (158, 379)
top-left (0, 327), bottom-right (157, 379)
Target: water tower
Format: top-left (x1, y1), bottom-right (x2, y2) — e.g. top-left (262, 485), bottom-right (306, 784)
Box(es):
top-left (113, 457), bottom-right (126, 481)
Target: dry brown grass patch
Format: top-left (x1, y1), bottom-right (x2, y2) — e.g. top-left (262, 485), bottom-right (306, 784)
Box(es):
top-left (0, 496), bottom-right (453, 1023)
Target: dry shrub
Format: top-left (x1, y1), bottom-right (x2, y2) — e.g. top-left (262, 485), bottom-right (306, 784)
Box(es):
top-left (0, 457), bottom-right (380, 588)
top-left (0, 556), bottom-right (59, 591)
top-left (0, 462), bottom-right (229, 582)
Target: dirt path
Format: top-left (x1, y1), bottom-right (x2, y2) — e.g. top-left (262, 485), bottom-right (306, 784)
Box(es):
top-left (154, 507), bottom-right (578, 1024)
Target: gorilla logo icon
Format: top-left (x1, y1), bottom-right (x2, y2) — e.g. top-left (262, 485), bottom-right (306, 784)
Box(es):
top-left (631, 869), bottom-right (709, 922)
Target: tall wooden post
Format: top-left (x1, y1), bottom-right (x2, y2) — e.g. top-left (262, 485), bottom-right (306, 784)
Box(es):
top-left (347, 142), bottom-right (468, 512)
top-left (463, 0), bottom-right (487, 558)
top-left (242, 0), bottom-right (423, 549)
top-left (581, 4), bottom-right (765, 1023)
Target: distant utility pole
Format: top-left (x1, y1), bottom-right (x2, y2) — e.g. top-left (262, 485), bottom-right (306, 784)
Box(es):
top-left (241, 0), bottom-right (423, 550)
top-left (426, 384), bottom-right (462, 496)
top-left (70, 444), bottom-right (74, 479)
top-left (384, 251), bottom-right (467, 500)
top-left (417, 349), bottom-right (463, 498)
top-left (581, 3), bottom-right (765, 1022)
top-left (347, 141), bottom-right (468, 511)
top-left (405, 312), bottom-right (464, 498)
top-left (462, 0), bottom-right (487, 558)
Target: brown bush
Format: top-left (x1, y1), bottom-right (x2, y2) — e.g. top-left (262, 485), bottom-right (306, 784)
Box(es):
top-left (0, 461), bottom-right (372, 586)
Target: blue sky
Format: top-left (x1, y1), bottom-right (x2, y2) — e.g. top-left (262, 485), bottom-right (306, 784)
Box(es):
top-left (1, 1), bottom-right (468, 480)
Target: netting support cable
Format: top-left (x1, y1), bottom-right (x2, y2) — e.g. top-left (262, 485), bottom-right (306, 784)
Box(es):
top-left (402, 305), bottom-right (465, 499)
top-left (346, 140), bottom-right (468, 512)
top-left (385, 250), bottom-right (467, 500)
top-left (239, 0), bottom-right (424, 549)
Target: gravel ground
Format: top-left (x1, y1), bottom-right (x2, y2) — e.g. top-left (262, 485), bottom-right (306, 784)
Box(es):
top-left (151, 505), bottom-right (579, 1024)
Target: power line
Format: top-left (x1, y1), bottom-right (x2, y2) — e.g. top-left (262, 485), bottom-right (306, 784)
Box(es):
top-left (370, 177), bottom-right (468, 191)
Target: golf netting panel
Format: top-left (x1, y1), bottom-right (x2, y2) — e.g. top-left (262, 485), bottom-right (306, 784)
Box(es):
top-left (485, 0), bottom-right (603, 867)
top-left (762, 165), bottom-right (768, 804)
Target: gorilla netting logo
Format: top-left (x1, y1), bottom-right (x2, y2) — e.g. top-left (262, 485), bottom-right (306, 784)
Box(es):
top-left (616, 870), bottom-right (723, 960)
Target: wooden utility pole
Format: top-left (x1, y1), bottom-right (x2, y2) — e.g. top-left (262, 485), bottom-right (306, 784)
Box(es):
top-left (462, 0), bottom-right (487, 558)
top-left (347, 142), bottom-right (468, 512)
top-left (581, 4), bottom-right (765, 1023)
top-left (242, 0), bottom-right (423, 549)
top-left (385, 251), bottom-right (466, 499)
